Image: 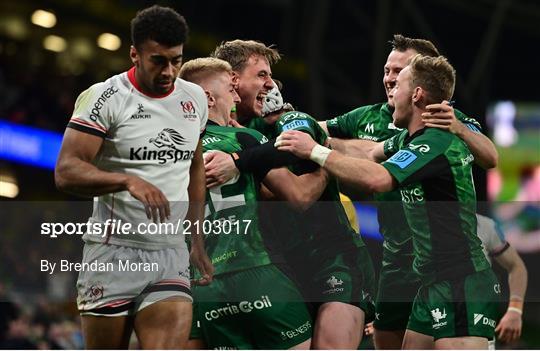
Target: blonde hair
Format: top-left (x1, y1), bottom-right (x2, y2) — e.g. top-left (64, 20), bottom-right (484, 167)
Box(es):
top-left (211, 39), bottom-right (281, 72)
top-left (179, 57), bottom-right (232, 84)
top-left (409, 54), bottom-right (456, 104)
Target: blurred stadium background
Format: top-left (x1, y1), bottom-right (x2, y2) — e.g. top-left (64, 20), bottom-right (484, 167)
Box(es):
top-left (0, 0), bottom-right (538, 348)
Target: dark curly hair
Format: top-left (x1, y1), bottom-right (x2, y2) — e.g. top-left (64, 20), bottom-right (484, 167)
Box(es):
top-left (390, 34), bottom-right (440, 57)
top-left (131, 5), bottom-right (188, 49)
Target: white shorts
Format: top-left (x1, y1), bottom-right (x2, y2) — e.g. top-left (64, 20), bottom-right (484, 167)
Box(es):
top-left (76, 242), bottom-right (191, 316)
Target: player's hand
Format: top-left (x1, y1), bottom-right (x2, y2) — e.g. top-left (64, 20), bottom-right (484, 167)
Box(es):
top-left (125, 175), bottom-right (170, 223)
top-left (190, 243), bottom-right (214, 286)
top-left (422, 100), bottom-right (466, 135)
top-left (204, 151), bottom-right (240, 188)
top-left (275, 130), bottom-right (317, 159)
top-left (364, 322), bottom-right (374, 336)
top-left (228, 119), bottom-right (244, 128)
top-left (495, 310), bottom-right (522, 343)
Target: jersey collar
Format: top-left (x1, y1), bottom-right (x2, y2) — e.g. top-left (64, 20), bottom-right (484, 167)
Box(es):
top-left (404, 127), bottom-right (428, 144)
top-left (127, 67), bottom-right (175, 98)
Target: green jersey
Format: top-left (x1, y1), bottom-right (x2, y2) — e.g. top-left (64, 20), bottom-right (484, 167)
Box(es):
top-left (247, 117), bottom-right (275, 139)
top-left (200, 122), bottom-right (281, 277)
top-left (252, 112), bottom-right (365, 257)
top-left (381, 127), bottom-right (490, 285)
top-left (326, 103), bottom-right (482, 271)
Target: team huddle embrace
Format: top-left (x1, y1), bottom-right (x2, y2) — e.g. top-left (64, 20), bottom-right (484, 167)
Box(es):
top-left (55, 4), bottom-right (526, 350)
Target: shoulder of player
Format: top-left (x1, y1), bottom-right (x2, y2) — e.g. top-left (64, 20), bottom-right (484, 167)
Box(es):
top-left (407, 128), bottom-right (456, 153)
top-left (345, 102), bottom-right (389, 118)
top-left (419, 128), bottom-right (475, 163)
top-left (279, 110), bottom-right (322, 133)
top-left (175, 78), bottom-right (205, 97)
top-left (235, 127), bottom-right (268, 143)
top-left (175, 78), bottom-right (207, 105)
top-left (422, 127), bottom-right (456, 141)
top-left (454, 108), bottom-right (481, 125)
top-left (280, 110), bottom-right (315, 121)
top-left (77, 74), bottom-right (123, 99)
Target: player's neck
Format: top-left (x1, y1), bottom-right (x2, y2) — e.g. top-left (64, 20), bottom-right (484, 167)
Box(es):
top-left (407, 108), bottom-right (426, 135)
top-left (208, 112), bottom-right (227, 126)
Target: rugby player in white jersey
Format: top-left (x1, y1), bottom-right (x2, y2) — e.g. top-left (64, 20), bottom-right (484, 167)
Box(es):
top-left (55, 5), bottom-right (213, 349)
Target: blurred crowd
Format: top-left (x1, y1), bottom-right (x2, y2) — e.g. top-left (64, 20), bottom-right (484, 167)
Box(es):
top-left (0, 284), bottom-right (82, 349)
top-left (0, 54), bottom-right (94, 133)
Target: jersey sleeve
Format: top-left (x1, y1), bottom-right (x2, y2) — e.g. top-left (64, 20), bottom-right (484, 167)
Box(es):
top-left (382, 130), bottom-right (453, 185)
top-left (476, 214), bottom-right (508, 256)
top-left (67, 83), bottom-right (119, 138)
top-left (325, 106), bottom-right (369, 138)
top-left (236, 128), bottom-right (269, 147)
top-left (383, 130), bottom-right (407, 157)
top-left (277, 111), bottom-right (327, 145)
top-left (454, 108), bottom-right (483, 133)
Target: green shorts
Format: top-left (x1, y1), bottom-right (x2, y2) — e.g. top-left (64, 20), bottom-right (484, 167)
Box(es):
top-left (190, 264), bottom-right (312, 349)
top-left (407, 269), bottom-right (501, 340)
top-left (299, 246), bottom-right (376, 320)
top-left (374, 249), bottom-right (420, 331)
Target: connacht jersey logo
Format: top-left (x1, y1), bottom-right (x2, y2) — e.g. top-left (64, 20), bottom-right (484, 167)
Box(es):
top-left (408, 143), bottom-right (430, 153)
top-left (326, 276), bottom-right (344, 288)
top-left (431, 308), bottom-right (447, 323)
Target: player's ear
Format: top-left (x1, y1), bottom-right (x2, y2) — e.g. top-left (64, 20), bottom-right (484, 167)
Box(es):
top-left (231, 71), bottom-right (239, 90)
top-left (412, 87), bottom-right (422, 103)
top-left (130, 46), bottom-right (140, 67)
top-left (205, 91), bottom-right (215, 108)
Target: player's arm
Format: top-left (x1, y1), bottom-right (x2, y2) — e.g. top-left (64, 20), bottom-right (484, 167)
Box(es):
top-left (329, 138), bottom-right (378, 159)
top-left (318, 121), bottom-right (329, 134)
top-left (55, 128), bottom-right (170, 222)
top-left (422, 101), bottom-right (498, 169)
top-left (187, 141), bottom-right (214, 286)
top-left (276, 130), bottom-right (395, 193)
top-left (262, 167), bottom-right (329, 211)
top-left (318, 119), bottom-right (378, 158)
top-left (204, 141), bottom-right (311, 188)
top-left (493, 245), bottom-right (528, 343)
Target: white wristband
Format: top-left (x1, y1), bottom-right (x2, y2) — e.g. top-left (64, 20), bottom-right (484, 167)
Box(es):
top-left (507, 307), bottom-right (523, 315)
top-left (310, 144), bottom-right (332, 166)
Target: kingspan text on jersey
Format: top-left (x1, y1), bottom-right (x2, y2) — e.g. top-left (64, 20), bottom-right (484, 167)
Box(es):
top-left (129, 146), bottom-right (195, 164)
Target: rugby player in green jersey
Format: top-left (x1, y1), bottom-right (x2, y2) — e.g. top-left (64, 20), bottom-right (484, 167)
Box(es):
top-left (317, 34), bottom-right (499, 349)
top-left (205, 40), bottom-right (376, 348)
top-left (258, 92), bottom-right (377, 349)
top-left (179, 57), bottom-right (331, 349)
top-left (277, 54), bottom-right (501, 349)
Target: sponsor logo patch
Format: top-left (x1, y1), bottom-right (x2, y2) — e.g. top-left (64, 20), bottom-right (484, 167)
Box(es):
top-left (282, 119), bottom-right (309, 131)
top-left (386, 150), bottom-right (417, 169)
top-left (130, 103), bottom-right (152, 119)
top-left (473, 313), bottom-right (496, 327)
top-left (89, 86), bottom-right (119, 121)
top-left (204, 296), bottom-right (272, 321)
top-left (129, 128), bottom-right (194, 164)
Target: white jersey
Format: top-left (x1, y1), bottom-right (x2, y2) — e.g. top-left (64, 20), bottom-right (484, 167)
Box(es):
top-left (68, 67), bottom-right (208, 249)
top-left (476, 214), bottom-right (508, 264)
